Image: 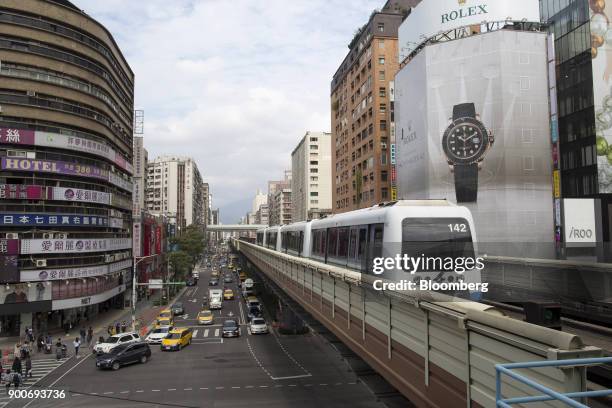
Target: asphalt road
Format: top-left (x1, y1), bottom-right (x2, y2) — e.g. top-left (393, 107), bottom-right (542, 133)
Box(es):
top-left (7, 258), bottom-right (384, 408)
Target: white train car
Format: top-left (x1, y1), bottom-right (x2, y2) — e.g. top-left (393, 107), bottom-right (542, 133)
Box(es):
top-left (279, 221), bottom-right (312, 258)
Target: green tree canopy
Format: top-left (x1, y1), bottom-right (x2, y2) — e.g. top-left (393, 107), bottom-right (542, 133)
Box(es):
top-left (169, 225), bottom-right (205, 269)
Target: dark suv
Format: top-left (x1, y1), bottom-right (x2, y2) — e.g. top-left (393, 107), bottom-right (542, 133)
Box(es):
top-left (171, 302), bottom-right (185, 315)
top-left (222, 319), bottom-right (240, 337)
top-left (96, 342), bottom-right (151, 370)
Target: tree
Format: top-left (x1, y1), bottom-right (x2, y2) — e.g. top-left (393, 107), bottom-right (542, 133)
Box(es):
top-left (168, 250), bottom-right (191, 278)
top-left (169, 225), bottom-right (205, 269)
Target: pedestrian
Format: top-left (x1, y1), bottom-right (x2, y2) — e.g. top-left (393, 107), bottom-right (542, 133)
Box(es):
top-left (11, 357), bottom-right (21, 378)
top-left (37, 335), bottom-right (43, 353)
top-left (55, 339), bottom-right (63, 361)
top-left (3, 370), bottom-right (11, 392)
top-left (86, 327), bottom-right (93, 347)
top-left (110, 325), bottom-right (116, 336)
top-left (12, 370), bottom-right (21, 389)
top-left (73, 337), bottom-right (80, 358)
top-left (107, 325), bottom-right (112, 337)
top-left (13, 342), bottom-right (20, 360)
top-left (115, 322), bottom-right (120, 334)
top-left (24, 354), bottom-right (31, 379)
top-left (120, 321), bottom-right (126, 333)
top-left (79, 327), bottom-right (86, 343)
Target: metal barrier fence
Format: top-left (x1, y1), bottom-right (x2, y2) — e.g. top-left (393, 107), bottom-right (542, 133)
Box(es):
top-left (496, 357), bottom-right (612, 407)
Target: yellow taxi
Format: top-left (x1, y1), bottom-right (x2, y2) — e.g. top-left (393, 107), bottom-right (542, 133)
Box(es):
top-left (211, 270), bottom-right (220, 278)
top-left (223, 288), bottom-right (234, 300)
top-left (154, 316), bottom-right (174, 329)
top-left (197, 310), bottom-right (214, 325)
top-left (158, 308), bottom-right (173, 320)
top-left (161, 327), bottom-right (192, 351)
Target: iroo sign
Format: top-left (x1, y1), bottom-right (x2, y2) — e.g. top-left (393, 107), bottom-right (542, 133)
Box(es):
top-left (563, 199), bottom-right (598, 246)
top-left (398, 0), bottom-right (541, 60)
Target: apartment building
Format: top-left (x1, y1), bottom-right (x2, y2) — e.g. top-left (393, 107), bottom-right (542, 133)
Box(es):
top-left (291, 132), bottom-right (332, 221)
top-left (330, 0), bottom-right (419, 213)
top-left (146, 156), bottom-right (205, 229)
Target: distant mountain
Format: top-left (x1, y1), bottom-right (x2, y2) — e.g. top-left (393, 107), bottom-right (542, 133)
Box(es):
top-left (219, 197), bottom-right (252, 224)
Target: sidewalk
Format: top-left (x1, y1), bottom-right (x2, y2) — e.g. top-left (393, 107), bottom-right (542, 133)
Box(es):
top-left (0, 288), bottom-right (186, 362)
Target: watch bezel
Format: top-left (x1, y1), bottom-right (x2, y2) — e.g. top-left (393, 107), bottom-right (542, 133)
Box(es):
top-left (442, 117), bottom-right (490, 165)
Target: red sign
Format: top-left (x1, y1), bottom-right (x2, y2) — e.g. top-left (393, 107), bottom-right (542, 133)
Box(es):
top-left (0, 184), bottom-right (47, 200)
top-left (0, 239), bottom-right (19, 255)
top-left (155, 227), bottom-right (162, 254)
top-left (0, 128), bottom-right (35, 144)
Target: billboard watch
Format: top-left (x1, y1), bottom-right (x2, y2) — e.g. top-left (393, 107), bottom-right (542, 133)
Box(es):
top-left (395, 30), bottom-right (554, 257)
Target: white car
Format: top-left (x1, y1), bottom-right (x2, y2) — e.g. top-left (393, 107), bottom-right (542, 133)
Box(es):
top-left (93, 332), bottom-right (141, 354)
top-left (145, 327), bottom-right (172, 344)
top-left (249, 318), bottom-right (269, 334)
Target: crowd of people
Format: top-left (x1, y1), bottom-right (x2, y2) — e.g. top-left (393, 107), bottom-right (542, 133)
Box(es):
top-left (0, 325), bottom-right (96, 391)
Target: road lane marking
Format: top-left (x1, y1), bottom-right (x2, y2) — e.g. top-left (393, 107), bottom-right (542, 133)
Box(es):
top-left (203, 329), bottom-right (209, 337)
top-left (168, 388), bottom-right (176, 391)
top-left (214, 329), bottom-right (220, 337)
top-left (200, 387), bottom-right (208, 390)
top-left (193, 329), bottom-right (198, 338)
top-left (152, 389), bottom-right (160, 392)
top-left (232, 386), bottom-right (240, 389)
top-left (119, 391), bottom-right (129, 394)
top-left (270, 374), bottom-right (312, 380)
top-left (184, 388), bottom-right (193, 391)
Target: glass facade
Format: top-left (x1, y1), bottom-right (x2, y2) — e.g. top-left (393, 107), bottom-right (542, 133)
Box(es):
top-left (541, 0), bottom-right (611, 243)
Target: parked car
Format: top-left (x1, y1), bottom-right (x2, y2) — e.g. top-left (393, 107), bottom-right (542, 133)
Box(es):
top-left (93, 332), bottom-right (141, 355)
top-left (96, 342), bottom-right (151, 370)
top-left (171, 302), bottom-right (185, 316)
top-left (145, 326), bottom-right (172, 344)
top-left (249, 317), bottom-right (269, 334)
top-left (222, 319), bottom-right (240, 337)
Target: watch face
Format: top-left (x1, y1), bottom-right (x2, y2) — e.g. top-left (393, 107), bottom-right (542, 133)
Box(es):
top-left (442, 118), bottom-right (489, 164)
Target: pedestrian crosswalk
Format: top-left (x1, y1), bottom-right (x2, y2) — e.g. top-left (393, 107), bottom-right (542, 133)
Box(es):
top-left (188, 327), bottom-right (223, 339)
top-left (0, 357), bottom-right (69, 407)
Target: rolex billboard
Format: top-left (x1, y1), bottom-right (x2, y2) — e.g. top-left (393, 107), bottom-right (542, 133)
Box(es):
top-left (398, 0), bottom-right (541, 61)
top-left (395, 29), bottom-right (554, 257)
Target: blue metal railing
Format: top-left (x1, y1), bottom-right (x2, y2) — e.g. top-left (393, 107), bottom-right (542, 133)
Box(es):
top-left (495, 357), bottom-right (612, 407)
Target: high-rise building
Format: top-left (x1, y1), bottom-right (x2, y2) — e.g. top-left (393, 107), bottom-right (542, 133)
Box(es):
top-left (255, 204), bottom-right (269, 225)
top-left (145, 156), bottom-right (205, 229)
top-left (251, 189), bottom-right (267, 214)
top-left (330, 0), bottom-right (419, 213)
top-left (0, 0), bottom-right (134, 336)
top-left (541, 0), bottom-right (612, 252)
top-left (269, 188), bottom-right (292, 226)
top-left (291, 131), bottom-right (332, 221)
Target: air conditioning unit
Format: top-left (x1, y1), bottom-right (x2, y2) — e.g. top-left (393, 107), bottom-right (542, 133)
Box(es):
top-left (36, 259), bottom-right (47, 267)
top-left (42, 233), bottom-right (54, 239)
top-left (5, 233), bottom-right (18, 239)
top-left (381, 143), bottom-right (388, 149)
top-left (26, 152), bottom-right (36, 159)
top-left (55, 233), bottom-right (67, 239)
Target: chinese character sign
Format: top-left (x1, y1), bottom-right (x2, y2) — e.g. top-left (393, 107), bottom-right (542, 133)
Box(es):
top-left (0, 213), bottom-right (109, 227)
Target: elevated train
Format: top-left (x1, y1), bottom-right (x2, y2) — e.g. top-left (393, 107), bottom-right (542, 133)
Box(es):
top-left (256, 200), bottom-right (480, 286)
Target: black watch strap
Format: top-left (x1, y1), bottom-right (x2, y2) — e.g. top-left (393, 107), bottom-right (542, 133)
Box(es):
top-left (454, 164), bottom-right (478, 203)
top-left (452, 103), bottom-right (476, 120)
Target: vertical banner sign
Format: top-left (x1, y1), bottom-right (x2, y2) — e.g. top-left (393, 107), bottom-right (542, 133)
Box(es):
top-left (155, 227), bottom-right (162, 255)
top-left (553, 170), bottom-right (561, 199)
top-left (547, 33), bottom-right (562, 242)
top-left (133, 222), bottom-right (142, 258)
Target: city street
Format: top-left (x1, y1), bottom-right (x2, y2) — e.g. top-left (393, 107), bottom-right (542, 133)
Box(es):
top-left (5, 264), bottom-right (383, 408)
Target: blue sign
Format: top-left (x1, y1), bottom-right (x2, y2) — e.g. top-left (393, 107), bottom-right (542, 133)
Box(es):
top-left (0, 213), bottom-right (108, 227)
top-left (551, 117), bottom-right (559, 143)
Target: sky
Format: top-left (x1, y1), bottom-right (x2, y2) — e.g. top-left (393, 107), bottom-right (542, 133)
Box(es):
top-left (75, 0), bottom-right (383, 223)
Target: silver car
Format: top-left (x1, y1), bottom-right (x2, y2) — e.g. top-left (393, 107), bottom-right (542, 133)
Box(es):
top-left (249, 318), bottom-right (269, 334)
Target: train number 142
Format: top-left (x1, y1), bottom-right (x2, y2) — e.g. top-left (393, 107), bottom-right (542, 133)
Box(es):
top-left (448, 223), bottom-right (467, 233)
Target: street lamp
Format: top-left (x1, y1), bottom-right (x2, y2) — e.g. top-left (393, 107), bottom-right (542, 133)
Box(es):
top-left (132, 254), bottom-right (158, 332)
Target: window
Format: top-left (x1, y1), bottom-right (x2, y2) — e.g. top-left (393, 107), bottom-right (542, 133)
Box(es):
top-left (310, 137), bottom-right (318, 142)
top-left (310, 161), bottom-right (318, 165)
top-left (379, 70), bottom-right (385, 81)
top-left (310, 192), bottom-right (318, 196)
top-left (380, 103), bottom-right (386, 114)
top-left (380, 120), bottom-right (387, 131)
top-left (310, 144), bottom-right (318, 149)
top-left (310, 176), bottom-right (318, 181)
top-left (382, 188), bottom-right (389, 199)
top-left (378, 39), bottom-right (385, 49)
top-left (377, 23), bottom-right (384, 32)
top-left (379, 87), bottom-right (386, 97)
top-left (310, 168), bottom-right (318, 173)
top-left (378, 56), bottom-right (385, 65)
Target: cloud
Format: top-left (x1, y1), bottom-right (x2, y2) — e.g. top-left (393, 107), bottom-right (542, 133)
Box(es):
top-left (75, 0), bottom-right (383, 222)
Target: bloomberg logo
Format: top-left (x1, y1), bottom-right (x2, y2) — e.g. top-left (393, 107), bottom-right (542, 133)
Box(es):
top-left (441, 4), bottom-right (489, 24)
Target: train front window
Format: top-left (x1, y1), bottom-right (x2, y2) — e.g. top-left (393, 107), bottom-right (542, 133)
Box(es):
top-left (401, 218), bottom-right (474, 261)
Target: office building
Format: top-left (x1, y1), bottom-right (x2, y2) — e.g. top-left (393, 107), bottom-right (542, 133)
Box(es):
top-left (330, 0), bottom-right (419, 213)
top-left (269, 187), bottom-right (292, 226)
top-left (291, 131), bottom-right (332, 221)
top-left (0, 0), bottom-right (134, 336)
